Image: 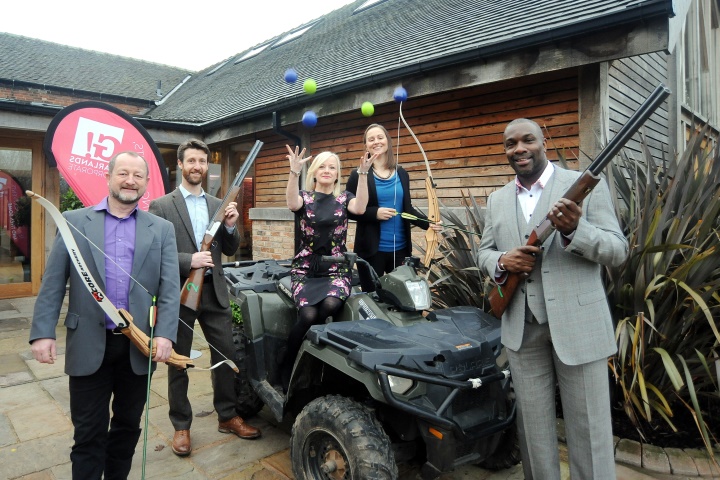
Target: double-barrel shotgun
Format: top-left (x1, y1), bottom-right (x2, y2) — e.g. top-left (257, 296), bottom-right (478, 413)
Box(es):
top-left (487, 84), bottom-right (671, 318)
top-left (180, 140), bottom-right (263, 311)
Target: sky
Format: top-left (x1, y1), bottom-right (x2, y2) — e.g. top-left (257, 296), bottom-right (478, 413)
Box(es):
top-left (2, 0), bottom-right (355, 71)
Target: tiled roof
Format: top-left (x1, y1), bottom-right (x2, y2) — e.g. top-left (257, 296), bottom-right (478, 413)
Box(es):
top-left (0, 32), bottom-right (192, 102)
top-left (146, 0), bottom-right (673, 124)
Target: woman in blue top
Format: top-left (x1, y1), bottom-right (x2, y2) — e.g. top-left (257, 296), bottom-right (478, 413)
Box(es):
top-left (346, 124), bottom-right (442, 289)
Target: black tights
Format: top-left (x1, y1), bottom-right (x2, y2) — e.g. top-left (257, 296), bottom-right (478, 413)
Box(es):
top-left (285, 297), bottom-right (344, 366)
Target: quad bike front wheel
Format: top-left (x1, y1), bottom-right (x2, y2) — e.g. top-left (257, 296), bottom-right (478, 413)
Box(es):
top-left (291, 395), bottom-right (398, 480)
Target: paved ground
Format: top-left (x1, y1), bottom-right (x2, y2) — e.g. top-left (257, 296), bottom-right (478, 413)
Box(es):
top-left (1, 296), bottom-right (717, 479)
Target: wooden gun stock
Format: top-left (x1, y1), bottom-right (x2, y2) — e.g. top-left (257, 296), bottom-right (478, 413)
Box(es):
top-left (180, 140), bottom-right (263, 312)
top-left (487, 84), bottom-right (671, 318)
top-left (180, 263), bottom-right (207, 312)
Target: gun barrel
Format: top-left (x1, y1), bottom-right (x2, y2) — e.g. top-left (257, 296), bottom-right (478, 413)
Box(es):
top-left (230, 140), bottom-right (264, 188)
top-left (209, 140), bottom-right (264, 223)
top-left (589, 84), bottom-right (670, 176)
top-left (488, 83), bottom-right (670, 319)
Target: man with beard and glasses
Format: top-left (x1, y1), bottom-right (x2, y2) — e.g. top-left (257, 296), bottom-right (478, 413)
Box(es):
top-left (149, 139), bottom-right (260, 458)
top-left (31, 151), bottom-right (180, 479)
top-left (477, 119), bottom-right (627, 479)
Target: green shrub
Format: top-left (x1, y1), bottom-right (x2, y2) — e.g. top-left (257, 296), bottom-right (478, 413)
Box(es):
top-left (230, 300), bottom-right (243, 325)
top-left (607, 127), bottom-right (720, 452)
top-left (60, 189), bottom-right (84, 212)
top-left (425, 193), bottom-right (488, 311)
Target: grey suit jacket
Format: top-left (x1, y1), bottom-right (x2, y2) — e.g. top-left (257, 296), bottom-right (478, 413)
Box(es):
top-left (149, 189), bottom-right (240, 308)
top-left (31, 207), bottom-right (180, 376)
top-left (477, 167), bottom-right (628, 365)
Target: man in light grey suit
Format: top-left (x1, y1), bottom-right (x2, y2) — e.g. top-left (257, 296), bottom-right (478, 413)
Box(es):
top-left (30, 152), bottom-right (180, 479)
top-left (149, 138), bottom-right (260, 457)
top-left (477, 119), bottom-right (628, 479)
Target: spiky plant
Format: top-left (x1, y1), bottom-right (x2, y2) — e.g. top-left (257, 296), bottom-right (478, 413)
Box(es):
top-left (425, 127), bottom-right (720, 453)
top-left (607, 127), bottom-right (720, 453)
top-left (425, 194), bottom-right (488, 310)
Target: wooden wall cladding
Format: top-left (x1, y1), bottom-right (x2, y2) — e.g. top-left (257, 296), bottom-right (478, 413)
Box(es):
top-left (608, 53), bottom-right (670, 168)
top-left (254, 70), bottom-right (579, 208)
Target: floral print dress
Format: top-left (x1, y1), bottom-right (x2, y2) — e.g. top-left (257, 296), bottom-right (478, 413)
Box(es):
top-left (290, 190), bottom-right (355, 308)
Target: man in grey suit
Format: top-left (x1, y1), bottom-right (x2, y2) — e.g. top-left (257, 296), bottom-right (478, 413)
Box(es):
top-left (149, 138), bottom-right (260, 457)
top-left (477, 119), bottom-right (628, 479)
top-left (30, 152), bottom-right (180, 479)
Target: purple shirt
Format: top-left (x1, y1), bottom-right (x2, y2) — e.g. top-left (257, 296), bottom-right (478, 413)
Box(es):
top-left (93, 198), bottom-right (137, 329)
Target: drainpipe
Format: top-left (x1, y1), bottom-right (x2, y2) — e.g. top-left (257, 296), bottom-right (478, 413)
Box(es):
top-left (272, 111), bottom-right (302, 253)
top-left (272, 111), bottom-right (301, 149)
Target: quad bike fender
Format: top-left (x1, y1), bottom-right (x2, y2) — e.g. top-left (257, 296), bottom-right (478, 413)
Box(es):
top-left (292, 341), bottom-right (387, 403)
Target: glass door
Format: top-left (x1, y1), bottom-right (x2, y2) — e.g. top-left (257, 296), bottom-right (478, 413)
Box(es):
top-left (0, 137), bottom-right (43, 299)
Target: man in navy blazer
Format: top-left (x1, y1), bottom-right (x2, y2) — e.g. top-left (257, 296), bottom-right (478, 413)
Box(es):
top-left (477, 119), bottom-right (628, 479)
top-left (31, 152), bottom-right (180, 479)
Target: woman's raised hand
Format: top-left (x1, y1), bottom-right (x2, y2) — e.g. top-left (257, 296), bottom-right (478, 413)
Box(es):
top-left (358, 152), bottom-right (378, 174)
top-left (286, 145), bottom-right (312, 174)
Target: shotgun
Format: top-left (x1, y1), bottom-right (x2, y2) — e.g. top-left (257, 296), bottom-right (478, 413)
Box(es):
top-left (487, 84), bottom-right (671, 318)
top-left (180, 140), bottom-right (263, 311)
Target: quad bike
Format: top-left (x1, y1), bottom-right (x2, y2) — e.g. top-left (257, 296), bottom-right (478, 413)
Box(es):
top-left (224, 253), bottom-right (519, 480)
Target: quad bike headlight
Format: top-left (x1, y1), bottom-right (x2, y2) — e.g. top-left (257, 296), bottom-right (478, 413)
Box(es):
top-left (404, 279), bottom-right (432, 311)
top-left (387, 375), bottom-right (414, 395)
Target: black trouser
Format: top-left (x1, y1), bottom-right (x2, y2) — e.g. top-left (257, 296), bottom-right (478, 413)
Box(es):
top-left (168, 283), bottom-right (237, 430)
top-left (69, 331), bottom-right (148, 480)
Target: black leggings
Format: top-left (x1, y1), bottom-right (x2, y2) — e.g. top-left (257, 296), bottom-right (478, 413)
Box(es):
top-left (285, 296), bottom-right (344, 366)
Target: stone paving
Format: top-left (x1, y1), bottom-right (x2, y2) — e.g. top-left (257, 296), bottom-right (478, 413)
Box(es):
top-left (1, 296), bottom-right (719, 479)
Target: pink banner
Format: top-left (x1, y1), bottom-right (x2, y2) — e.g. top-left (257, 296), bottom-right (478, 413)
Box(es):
top-left (0, 172), bottom-right (30, 258)
top-left (44, 102), bottom-right (169, 210)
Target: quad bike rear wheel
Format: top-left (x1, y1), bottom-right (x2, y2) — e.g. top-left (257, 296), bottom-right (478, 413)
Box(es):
top-left (291, 395), bottom-right (398, 480)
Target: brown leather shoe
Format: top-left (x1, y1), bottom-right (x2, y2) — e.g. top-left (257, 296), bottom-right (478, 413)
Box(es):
top-left (218, 416), bottom-right (261, 439)
top-left (171, 429), bottom-right (192, 456)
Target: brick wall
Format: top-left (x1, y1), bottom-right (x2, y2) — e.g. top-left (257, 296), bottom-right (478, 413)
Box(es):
top-left (251, 218), bottom-right (429, 261)
top-left (0, 85), bottom-right (148, 115)
top-left (252, 219), bottom-right (295, 260)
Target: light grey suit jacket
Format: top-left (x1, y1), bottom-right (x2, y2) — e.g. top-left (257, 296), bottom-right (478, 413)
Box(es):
top-left (477, 167), bottom-right (628, 365)
top-left (149, 189), bottom-right (239, 308)
top-left (31, 207), bottom-right (180, 376)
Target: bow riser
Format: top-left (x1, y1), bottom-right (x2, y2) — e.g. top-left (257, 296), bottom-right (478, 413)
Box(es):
top-left (423, 177), bottom-right (441, 267)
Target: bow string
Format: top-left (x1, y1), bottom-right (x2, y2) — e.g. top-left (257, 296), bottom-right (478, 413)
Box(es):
top-left (26, 191), bottom-right (237, 373)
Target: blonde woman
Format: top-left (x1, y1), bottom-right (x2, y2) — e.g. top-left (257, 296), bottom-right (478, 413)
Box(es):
top-left (282, 145), bottom-right (375, 388)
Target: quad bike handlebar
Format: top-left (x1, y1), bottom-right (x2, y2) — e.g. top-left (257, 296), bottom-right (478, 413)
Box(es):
top-left (321, 253), bottom-right (423, 293)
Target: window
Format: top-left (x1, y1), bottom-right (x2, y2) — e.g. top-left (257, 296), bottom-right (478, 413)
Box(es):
top-left (205, 60), bottom-right (229, 76)
top-left (680, 0), bottom-right (719, 122)
top-left (272, 23), bottom-right (317, 48)
top-left (234, 44), bottom-right (269, 64)
top-left (353, 0), bottom-right (387, 14)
